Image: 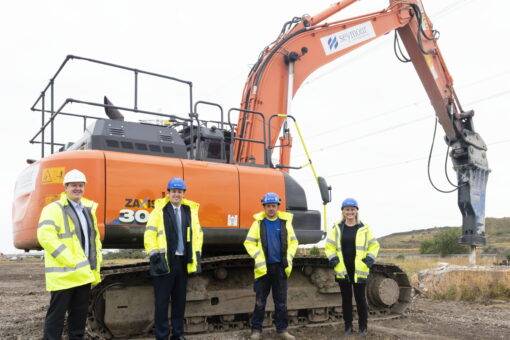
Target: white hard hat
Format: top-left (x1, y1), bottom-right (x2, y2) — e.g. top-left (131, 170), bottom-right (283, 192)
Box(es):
top-left (63, 169), bottom-right (87, 184)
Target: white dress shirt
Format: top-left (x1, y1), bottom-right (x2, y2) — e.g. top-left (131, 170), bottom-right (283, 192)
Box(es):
top-left (70, 200), bottom-right (90, 257)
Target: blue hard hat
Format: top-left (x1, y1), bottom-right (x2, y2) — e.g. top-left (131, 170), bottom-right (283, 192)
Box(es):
top-left (167, 177), bottom-right (186, 190)
top-left (261, 192), bottom-right (281, 205)
top-left (341, 198), bottom-right (358, 209)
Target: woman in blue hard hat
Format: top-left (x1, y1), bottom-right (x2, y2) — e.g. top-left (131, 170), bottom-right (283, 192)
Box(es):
top-left (324, 198), bottom-right (380, 335)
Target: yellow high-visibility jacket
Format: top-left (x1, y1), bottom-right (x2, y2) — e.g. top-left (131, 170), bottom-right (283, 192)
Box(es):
top-left (144, 197), bottom-right (203, 274)
top-left (37, 193), bottom-right (102, 291)
top-left (244, 211), bottom-right (299, 279)
top-left (324, 222), bottom-right (379, 283)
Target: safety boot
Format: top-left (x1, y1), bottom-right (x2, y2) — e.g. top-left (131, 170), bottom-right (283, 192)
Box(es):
top-left (250, 330), bottom-right (262, 340)
top-left (344, 323), bottom-right (353, 335)
top-left (359, 326), bottom-right (368, 335)
top-left (277, 331), bottom-right (296, 340)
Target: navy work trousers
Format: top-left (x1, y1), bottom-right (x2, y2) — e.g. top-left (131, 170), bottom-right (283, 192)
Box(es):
top-left (339, 281), bottom-right (368, 329)
top-left (43, 283), bottom-right (91, 340)
top-left (251, 263), bottom-right (288, 333)
top-left (153, 255), bottom-right (187, 340)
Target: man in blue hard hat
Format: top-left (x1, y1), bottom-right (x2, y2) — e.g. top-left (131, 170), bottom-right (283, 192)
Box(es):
top-left (144, 177), bottom-right (203, 340)
top-left (244, 192), bottom-right (299, 340)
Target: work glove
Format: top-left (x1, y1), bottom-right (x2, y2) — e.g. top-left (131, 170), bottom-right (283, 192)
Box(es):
top-left (329, 256), bottom-right (340, 268)
top-left (149, 253), bottom-right (169, 276)
top-left (362, 256), bottom-right (375, 268)
top-left (150, 254), bottom-right (159, 263)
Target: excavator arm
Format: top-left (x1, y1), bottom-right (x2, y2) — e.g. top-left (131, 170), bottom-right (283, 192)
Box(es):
top-left (235, 0), bottom-right (489, 247)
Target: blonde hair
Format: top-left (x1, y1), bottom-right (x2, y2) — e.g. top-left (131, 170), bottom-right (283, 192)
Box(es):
top-left (341, 208), bottom-right (360, 225)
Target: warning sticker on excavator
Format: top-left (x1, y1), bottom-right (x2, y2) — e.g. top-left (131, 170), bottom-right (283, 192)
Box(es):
top-left (41, 167), bottom-right (65, 184)
top-left (228, 214), bottom-right (238, 227)
top-left (320, 21), bottom-right (376, 56)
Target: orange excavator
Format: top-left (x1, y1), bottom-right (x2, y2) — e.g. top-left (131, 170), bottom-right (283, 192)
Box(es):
top-left (13, 0), bottom-right (489, 338)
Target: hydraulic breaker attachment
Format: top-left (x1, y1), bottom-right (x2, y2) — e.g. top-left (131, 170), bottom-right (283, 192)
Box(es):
top-left (450, 130), bottom-right (490, 246)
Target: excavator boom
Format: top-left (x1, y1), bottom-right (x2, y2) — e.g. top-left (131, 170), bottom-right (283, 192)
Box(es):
top-left (235, 0), bottom-right (489, 246)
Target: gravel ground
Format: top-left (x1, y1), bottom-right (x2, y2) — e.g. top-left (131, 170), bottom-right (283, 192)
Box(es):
top-left (1, 260), bottom-right (509, 340)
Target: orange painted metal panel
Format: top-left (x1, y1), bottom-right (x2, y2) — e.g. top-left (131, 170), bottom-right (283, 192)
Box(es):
top-left (12, 150), bottom-right (106, 250)
top-left (238, 166), bottom-right (285, 229)
top-left (182, 160), bottom-right (239, 228)
top-left (104, 152), bottom-right (183, 233)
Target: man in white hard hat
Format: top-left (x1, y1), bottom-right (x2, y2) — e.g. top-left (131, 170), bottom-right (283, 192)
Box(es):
top-left (37, 169), bottom-right (102, 340)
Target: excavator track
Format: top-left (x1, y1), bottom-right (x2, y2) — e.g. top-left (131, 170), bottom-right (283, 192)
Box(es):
top-left (87, 255), bottom-right (412, 339)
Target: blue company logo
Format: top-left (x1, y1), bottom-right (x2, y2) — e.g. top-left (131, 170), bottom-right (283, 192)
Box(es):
top-left (328, 36), bottom-right (339, 50)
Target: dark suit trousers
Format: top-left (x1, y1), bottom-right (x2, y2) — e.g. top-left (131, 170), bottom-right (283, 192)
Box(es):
top-left (153, 255), bottom-right (188, 340)
top-left (43, 283), bottom-right (91, 340)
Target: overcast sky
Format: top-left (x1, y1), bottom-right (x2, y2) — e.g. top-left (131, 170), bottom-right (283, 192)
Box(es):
top-left (1, 0), bottom-right (508, 253)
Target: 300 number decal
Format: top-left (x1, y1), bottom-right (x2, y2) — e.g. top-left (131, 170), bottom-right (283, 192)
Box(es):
top-left (119, 209), bottom-right (149, 224)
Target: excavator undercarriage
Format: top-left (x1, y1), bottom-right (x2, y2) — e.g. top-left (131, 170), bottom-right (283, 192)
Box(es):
top-left (88, 256), bottom-right (411, 339)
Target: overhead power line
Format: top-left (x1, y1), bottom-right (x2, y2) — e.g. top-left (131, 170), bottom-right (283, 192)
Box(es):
top-left (305, 68), bottom-right (510, 140)
top-left (315, 115), bottom-right (431, 152)
top-left (293, 87), bottom-right (510, 159)
top-left (296, 137), bottom-right (509, 182)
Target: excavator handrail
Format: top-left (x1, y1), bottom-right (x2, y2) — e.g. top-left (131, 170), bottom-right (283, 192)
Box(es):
top-left (29, 98), bottom-right (190, 152)
top-left (227, 108), bottom-right (268, 166)
top-left (31, 55), bottom-right (195, 158)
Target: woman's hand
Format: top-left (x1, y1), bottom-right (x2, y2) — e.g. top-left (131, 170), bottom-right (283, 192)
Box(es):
top-left (329, 256), bottom-right (339, 268)
top-left (361, 257), bottom-right (375, 268)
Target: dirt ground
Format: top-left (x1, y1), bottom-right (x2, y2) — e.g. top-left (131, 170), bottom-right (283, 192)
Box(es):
top-left (1, 260), bottom-right (510, 340)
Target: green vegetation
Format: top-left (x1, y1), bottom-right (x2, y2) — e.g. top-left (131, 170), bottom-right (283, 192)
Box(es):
top-left (419, 228), bottom-right (468, 256)
top-left (309, 246), bottom-right (321, 256)
top-left (103, 249), bottom-right (146, 260)
top-left (434, 282), bottom-right (510, 302)
top-left (379, 217), bottom-right (510, 255)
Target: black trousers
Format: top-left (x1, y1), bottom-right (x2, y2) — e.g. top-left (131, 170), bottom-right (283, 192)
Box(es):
top-left (339, 280), bottom-right (368, 329)
top-left (43, 283), bottom-right (91, 340)
top-left (153, 255), bottom-right (187, 340)
top-left (251, 263), bottom-right (288, 333)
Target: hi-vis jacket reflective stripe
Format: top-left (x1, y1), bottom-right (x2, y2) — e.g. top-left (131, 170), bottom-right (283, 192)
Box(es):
top-left (244, 211), bottom-right (299, 279)
top-left (37, 193), bottom-right (102, 291)
top-left (324, 222), bottom-right (379, 283)
top-left (144, 197), bottom-right (203, 274)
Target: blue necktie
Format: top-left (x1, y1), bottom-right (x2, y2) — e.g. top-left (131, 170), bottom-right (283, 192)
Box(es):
top-left (175, 207), bottom-right (184, 254)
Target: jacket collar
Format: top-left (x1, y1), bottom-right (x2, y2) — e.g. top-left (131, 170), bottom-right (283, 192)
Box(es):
top-left (155, 196), bottom-right (200, 210)
top-left (253, 210), bottom-right (293, 221)
top-left (58, 192), bottom-right (94, 208)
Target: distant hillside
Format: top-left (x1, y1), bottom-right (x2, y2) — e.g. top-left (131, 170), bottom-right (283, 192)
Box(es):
top-left (379, 217), bottom-right (510, 251)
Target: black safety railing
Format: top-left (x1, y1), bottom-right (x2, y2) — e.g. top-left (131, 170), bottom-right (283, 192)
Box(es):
top-left (29, 55), bottom-right (274, 167)
top-left (191, 101), bottom-right (225, 160)
top-left (268, 114), bottom-right (297, 169)
top-left (228, 108), bottom-right (268, 166)
top-left (30, 55), bottom-right (194, 158)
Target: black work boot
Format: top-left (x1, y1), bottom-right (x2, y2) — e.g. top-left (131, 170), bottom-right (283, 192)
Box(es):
top-left (359, 325), bottom-right (368, 335)
top-left (344, 323), bottom-right (353, 334)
